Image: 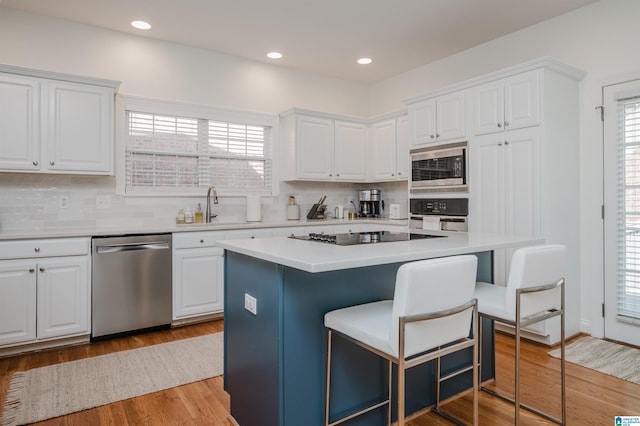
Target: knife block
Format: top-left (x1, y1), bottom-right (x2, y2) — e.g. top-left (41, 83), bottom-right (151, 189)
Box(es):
top-left (306, 203), bottom-right (327, 219)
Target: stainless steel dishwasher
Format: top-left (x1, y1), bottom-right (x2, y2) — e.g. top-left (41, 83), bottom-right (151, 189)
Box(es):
top-left (91, 234), bottom-right (172, 339)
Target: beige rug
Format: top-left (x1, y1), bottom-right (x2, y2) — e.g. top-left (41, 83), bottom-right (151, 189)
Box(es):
top-left (1, 333), bottom-right (224, 426)
top-left (549, 336), bottom-right (640, 385)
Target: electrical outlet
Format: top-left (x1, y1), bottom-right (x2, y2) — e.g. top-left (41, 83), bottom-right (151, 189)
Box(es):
top-left (244, 293), bottom-right (257, 315)
top-left (59, 195), bottom-right (69, 209)
top-left (96, 195), bottom-right (111, 209)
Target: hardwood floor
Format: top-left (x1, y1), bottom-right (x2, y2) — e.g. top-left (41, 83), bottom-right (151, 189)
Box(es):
top-left (0, 320), bottom-right (638, 425)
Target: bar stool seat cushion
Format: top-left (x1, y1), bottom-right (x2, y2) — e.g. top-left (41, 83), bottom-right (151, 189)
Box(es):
top-left (474, 282), bottom-right (510, 319)
top-left (325, 300), bottom-right (394, 356)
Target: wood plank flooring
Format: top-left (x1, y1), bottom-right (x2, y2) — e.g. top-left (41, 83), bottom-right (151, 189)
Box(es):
top-left (0, 320), bottom-right (638, 425)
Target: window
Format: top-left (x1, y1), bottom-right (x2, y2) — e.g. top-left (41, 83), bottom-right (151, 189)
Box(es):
top-left (120, 97), bottom-right (274, 196)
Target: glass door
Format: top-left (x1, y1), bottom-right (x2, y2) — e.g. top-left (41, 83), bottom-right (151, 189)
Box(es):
top-left (603, 78), bottom-right (640, 346)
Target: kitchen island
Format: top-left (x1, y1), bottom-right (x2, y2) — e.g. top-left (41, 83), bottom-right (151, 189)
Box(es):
top-left (218, 231), bottom-right (543, 426)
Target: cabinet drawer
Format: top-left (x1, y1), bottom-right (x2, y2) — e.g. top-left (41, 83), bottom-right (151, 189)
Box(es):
top-left (173, 231), bottom-right (226, 249)
top-left (0, 238), bottom-right (90, 260)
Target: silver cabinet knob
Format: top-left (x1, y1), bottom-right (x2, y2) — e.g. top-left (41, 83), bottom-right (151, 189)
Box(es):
top-left (497, 122), bottom-right (503, 128)
top-left (49, 161), bottom-right (55, 166)
top-left (39, 267), bottom-right (45, 272)
top-left (498, 141), bottom-right (503, 146)
top-left (33, 161), bottom-right (38, 166)
top-left (200, 239), bottom-right (204, 244)
top-left (505, 140), bottom-right (509, 145)
top-left (34, 247), bottom-right (40, 253)
top-left (329, 173), bottom-right (333, 177)
top-left (29, 268), bottom-right (35, 273)
top-left (430, 134), bottom-right (435, 139)
top-left (436, 133), bottom-right (440, 138)
top-left (504, 121), bottom-right (509, 127)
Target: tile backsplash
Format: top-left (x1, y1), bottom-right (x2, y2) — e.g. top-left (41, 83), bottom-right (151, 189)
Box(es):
top-left (0, 174), bottom-right (409, 231)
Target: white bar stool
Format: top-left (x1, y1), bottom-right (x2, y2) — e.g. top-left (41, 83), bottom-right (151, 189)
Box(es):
top-left (324, 255), bottom-right (479, 426)
top-left (474, 244), bottom-right (566, 425)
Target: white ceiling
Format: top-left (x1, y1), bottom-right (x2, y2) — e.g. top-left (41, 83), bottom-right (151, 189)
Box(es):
top-left (1, 0), bottom-right (597, 83)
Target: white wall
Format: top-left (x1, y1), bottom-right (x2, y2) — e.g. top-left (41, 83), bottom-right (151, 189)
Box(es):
top-left (365, 0), bottom-right (640, 339)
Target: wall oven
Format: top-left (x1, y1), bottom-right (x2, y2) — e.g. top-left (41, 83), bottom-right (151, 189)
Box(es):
top-left (409, 198), bottom-right (468, 232)
top-left (410, 141), bottom-right (467, 193)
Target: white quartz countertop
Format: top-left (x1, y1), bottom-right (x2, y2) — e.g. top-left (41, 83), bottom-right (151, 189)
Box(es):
top-left (0, 218), bottom-right (407, 241)
top-left (217, 231), bottom-right (545, 273)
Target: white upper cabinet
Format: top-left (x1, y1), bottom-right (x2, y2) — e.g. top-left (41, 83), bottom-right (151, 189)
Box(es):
top-left (295, 114), bottom-right (334, 180)
top-left (334, 120), bottom-right (366, 181)
top-left (0, 66), bottom-right (119, 175)
top-left (410, 91), bottom-right (466, 147)
top-left (371, 115), bottom-right (409, 181)
top-left (45, 81), bottom-right (113, 173)
top-left (280, 111), bottom-right (366, 182)
top-left (0, 74), bottom-right (40, 171)
top-left (472, 70), bottom-right (540, 135)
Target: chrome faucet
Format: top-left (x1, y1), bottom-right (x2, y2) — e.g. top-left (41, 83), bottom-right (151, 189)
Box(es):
top-left (206, 186), bottom-right (219, 223)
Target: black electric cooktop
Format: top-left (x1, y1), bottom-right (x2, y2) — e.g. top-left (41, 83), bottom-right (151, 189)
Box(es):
top-left (289, 231), bottom-right (446, 246)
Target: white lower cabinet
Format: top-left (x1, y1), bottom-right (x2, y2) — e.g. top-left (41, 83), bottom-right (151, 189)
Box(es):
top-left (172, 231), bottom-right (226, 320)
top-left (0, 238), bottom-right (90, 348)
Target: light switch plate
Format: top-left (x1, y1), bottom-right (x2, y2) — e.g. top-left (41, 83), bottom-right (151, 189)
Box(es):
top-left (244, 293), bottom-right (257, 315)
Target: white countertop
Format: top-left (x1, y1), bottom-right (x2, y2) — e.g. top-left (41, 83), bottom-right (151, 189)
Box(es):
top-left (217, 231), bottom-right (544, 273)
top-left (0, 218), bottom-right (408, 241)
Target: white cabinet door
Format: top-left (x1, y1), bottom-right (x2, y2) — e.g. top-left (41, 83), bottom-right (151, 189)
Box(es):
top-left (469, 128), bottom-right (541, 284)
top-left (436, 91), bottom-right (466, 141)
top-left (372, 119), bottom-right (397, 180)
top-left (0, 260), bottom-right (37, 346)
top-left (410, 98), bottom-right (436, 146)
top-left (296, 115), bottom-right (334, 180)
top-left (173, 247), bottom-right (224, 319)
top-left (334, 120), bottom-right (366, 181)
top-left (396, 115), bottom-right (410, 179)
top-left (36, 256), bottom-right (90, 339)
top-left (45, 81), bottom-right (113, 174)
top-left (0, 74), bottom-right (40, 171)
top-left (472, 80), bottom-right (504, 135)
top-left (504, 70), bottom-right (540, 131)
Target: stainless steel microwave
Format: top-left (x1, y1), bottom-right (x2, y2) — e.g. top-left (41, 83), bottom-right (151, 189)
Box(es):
top-left (410, 141), bottom-right (468, 193)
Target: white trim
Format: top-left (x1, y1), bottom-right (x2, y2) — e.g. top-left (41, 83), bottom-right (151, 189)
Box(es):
top-left (0, 63), bottom-right (120, 90)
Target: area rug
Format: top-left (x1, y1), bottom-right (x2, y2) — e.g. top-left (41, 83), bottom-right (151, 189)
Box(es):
top-left (1, 332), bottom-right (224, 426)
top-left (548, 336), bottom-right (640, 385)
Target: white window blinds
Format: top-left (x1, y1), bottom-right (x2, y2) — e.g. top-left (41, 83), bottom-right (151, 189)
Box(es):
top-left (125, 110), bottom-right (272, 195)
top-left (617, 95), bottom-right (640, 322)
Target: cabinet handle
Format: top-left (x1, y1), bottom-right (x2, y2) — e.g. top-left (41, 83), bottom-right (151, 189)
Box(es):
top-left (50, 161), bottom-right (55, 166)
top-left (505, 140), bottom-right (509, 145)
top-left (33, 161), bottom-right (39, 166)
top-left (498, 141), bottom-right (503, 146)
top-left (436, 133), bottom-right (440, 138)
top-left (430, 134), bottom-right (435, 139)
top-left (29, 268), bottom-right (35, 273)
top-left (329, 173), bottom-right (333, 177)
top-left (336, 174), bottom-right (340, 177)
top-left (39, 267), bottom-right (45, 272)
top-left (504, 121), bottom-right (509, 127)
top-left (391, 173), bottom-right (395, 176)
top-left (398, 172), bottom-right (402, 175)
top-left (200, 239), bottom-right (204, 243)
top-left (34, 247), bottom-right (40, 253)
top-left (497, 122), bottom-right (502, 128)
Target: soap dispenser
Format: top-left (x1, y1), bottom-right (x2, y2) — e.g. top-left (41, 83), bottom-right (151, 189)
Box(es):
top-left (195, 203), bottom-right (204, 223)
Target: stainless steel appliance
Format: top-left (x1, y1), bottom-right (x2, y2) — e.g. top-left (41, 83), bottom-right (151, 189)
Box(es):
top-left (410, 141), bottom-right (468, 193)
top-left (358, 189), bottom-right (383, 217)
top-left (91, 234), bottom-right (172, 339)
top-left (410, 198), bottom-right (468, 231)
top-left (290, 231), bottom-right (445, 245)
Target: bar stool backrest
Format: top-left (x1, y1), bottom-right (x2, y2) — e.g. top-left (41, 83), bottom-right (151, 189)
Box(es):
top-left (389, 255), bottom-right (478, 358)
top-left (505, 244), bottom-right (566, 319)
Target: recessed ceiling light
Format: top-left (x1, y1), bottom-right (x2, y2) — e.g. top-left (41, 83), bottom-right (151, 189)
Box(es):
top-left (131, 20), bottom-right (152, 30)
top-left (267, 52), bottom-right (283, 59)
top-left (357, 58), bottom-right (373, 65)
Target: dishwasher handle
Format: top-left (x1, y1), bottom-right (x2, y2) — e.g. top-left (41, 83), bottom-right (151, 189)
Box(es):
top-left (96, 241), bottom-right (170, 254)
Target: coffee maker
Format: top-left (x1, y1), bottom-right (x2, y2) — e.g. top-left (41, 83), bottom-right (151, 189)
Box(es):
top-left (358, 189), bottom-right (382, 217)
